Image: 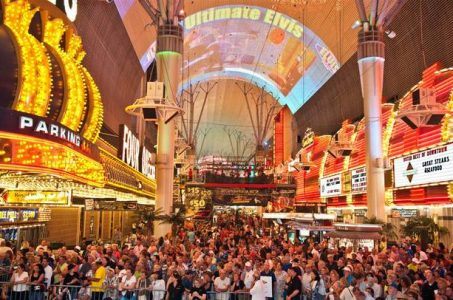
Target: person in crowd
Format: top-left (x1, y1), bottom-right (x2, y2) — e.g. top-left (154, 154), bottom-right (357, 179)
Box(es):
top-left (10, 263), bottom-right (29, 300)
top-left (119, 267), bottom-right (137, 300)
top-left (214, 268), bottom-right (231, 300)
top-left (136, 271), bottom-right (151, 300)
top-left (286, 267), bottom-right (302, 300)
top-left (29, 263), bottom-right (45, 300)
top-left (166, 270), bottom-right (184, 300)
top-left (274, 261), bottom-right (288, 300)
top-left (41, 257), bottom-right (53, 288)
top-left (422, 269), bottom-right (439, 300)
top-left (311, 269), bottom-right (327, 300)
top-left (151, 271), bottom-right (166, 300)
top-left (90, 260), bottom-right (106, 300)
top-left (189, 276), bottom-right (207, 300)
top-left (103, 266), bottom-right (118, 300)
top-left (230, 271), bottom-right (245, 299)
top-left (0, 213), bottom-right (449, 300)
top-left (250, 270), bottom-right (267, 300)
top-left (62, 263), bottom-right (80, 299)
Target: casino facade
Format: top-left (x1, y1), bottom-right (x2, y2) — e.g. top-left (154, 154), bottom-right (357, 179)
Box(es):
top-left (0, 0), bottom-right (156, 246)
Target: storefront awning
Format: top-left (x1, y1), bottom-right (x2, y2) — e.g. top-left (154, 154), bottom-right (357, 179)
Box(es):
top-left (326, 231), bottom-right (381, 240)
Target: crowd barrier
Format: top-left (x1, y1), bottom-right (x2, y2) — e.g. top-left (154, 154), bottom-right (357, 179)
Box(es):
top-left (0, 282), bottom-right (256, 300)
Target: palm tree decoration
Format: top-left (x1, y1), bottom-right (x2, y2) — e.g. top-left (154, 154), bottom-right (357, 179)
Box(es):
top-left (402, 216), bottom-right (449, 247)
top-left (139, 207), bottom-right (164, 236)
top-left (364, 217), bottom-right (399, 242)
top-left (160, 203), bottom-right (192, 238)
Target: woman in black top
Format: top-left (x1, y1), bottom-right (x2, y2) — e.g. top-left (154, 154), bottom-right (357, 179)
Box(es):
top-left (167, 271), bottom-right (185, 300)
top-left (230, 272), bottom-right (245, 300)
top-left (62, 264), bottom-right (80, 300)
top-left (189, 278), bottom-right (207, 300)
top-left (29, 263), bottom-right (45, 300)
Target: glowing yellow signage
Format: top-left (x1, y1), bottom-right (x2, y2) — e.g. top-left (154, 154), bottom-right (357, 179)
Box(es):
top-left (3, 191), bottom-right (69, 205)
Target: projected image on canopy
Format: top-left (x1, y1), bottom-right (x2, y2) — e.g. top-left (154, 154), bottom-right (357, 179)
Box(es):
top-left (182, 5), bottom-right (340, 112)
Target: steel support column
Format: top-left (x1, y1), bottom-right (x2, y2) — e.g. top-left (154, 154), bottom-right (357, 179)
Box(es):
top-left (357, 29), bottom-right (386, 220)
top-left (154, 24), bottom-right (183, 238)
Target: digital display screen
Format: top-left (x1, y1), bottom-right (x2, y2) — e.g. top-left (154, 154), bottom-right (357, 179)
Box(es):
top-left (133, 5), bottom-right (339, 113)
top-left (182, 5), bottom-right (339, 113)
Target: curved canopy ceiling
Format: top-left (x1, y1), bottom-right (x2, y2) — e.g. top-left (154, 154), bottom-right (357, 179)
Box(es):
top-left (114, 0), bottom-right (402, 156)
top-left (115, 0), bottom-right (362, 112)
top-left (180, 5), bottom-right (340, 112)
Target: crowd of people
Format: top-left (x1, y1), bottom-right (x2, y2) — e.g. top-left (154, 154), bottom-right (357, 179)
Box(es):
top-left (0, 213), bottom-right (451, 300)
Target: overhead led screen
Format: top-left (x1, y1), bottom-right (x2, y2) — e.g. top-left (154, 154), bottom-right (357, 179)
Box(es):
top-left (182, 6), bottom-right (339, 112)
top-left (133, 5), bottom-right (340, 113)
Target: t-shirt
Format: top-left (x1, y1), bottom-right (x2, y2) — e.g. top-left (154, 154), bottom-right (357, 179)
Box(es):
top-left (91, 266), bottom-right (106, 292)
top-left (286, 276), bottom-right (302, 298)
top-left (121, 275), bottom-right (137, 296)
top-left (168, 281), bottom-right (184, 300)
top-left (190, 286), bottom-right (207, 300)
top-left (63, 272), bottom-right (80, 286)
top-left (44, 265), bottom-right (53, 288)
top-left (421, 280), bottom-right (438, 300)
top-left (244, 270), bottom-right (255, 289)
top-left (152, 279), bottom-right (166, 300)
top-left (214, 276), bottom-right (231, 291)
top-left (250, 279), bottom-right (266, 300)
top-left (339, 286), bottom-right (355, 300)
top-left (12, 271), bottom-right (29, 292)
top-left (214, 277), bottom-right (231, 300)
top-left (232, 280), bottom-right (245, 292)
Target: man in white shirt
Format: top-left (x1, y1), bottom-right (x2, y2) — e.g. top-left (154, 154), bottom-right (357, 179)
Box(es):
top-left (250, 272), bottom-right (267, 300)
top-left (416, 245), bottom-right (429, 261)
top-left (365, 275), bottom-right (382, 298)
top-left (214, 269), bottom-right (231, 300)
top-left (301, 265), bottom-right (312, 293)
top-left (242, 261), bottom-right (255, 290)
top-left (133, 238), bottom-right (145, 257)
top-left (36, 240), bottom-right (49, 253)
top-left (42, 258), bottom-right (53, 288)
top-left (339, 285), bottom-right (355, 300)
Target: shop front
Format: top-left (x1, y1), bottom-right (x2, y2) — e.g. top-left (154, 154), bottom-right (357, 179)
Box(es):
top-left (291, 128), bottom-right (331, 206)
top-left (286, 64), bottom-right (453, 245)
top-left (0, 0), bottom-right (156, 247)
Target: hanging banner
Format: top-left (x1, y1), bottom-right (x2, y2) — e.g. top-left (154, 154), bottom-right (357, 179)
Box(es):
top-left (391, 209), bottom-right (418, 218)
top-left (394, 143), bottom-right (453, 188)
top-left (320, 174), bottom-right (342, 197)
top-left (0, 208), bottom-right (39, 223)
top-left (212, 188), bottom-right (270, 206)
top-left (351, 167), bottom-right (367, 194)
top-left (1, 191), bottom-right (69, 205)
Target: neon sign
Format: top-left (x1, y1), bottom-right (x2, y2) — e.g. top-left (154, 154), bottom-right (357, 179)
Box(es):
top-left (141, 147), bottom-right (156, 180)
top-left (2, 191), bottom-right (69, 205)
top-left (47, 0), bottom-right (78, 21)
top-left (119, 125), bottom-right (156, 179)
top-left (20, 116), bottom-right (81, 147)
top-left (119, 125), bottom-right (140, 171)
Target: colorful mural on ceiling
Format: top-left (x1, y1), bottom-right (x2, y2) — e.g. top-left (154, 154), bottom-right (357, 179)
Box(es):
top-left (116, 3), bottom-right (340, 113)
